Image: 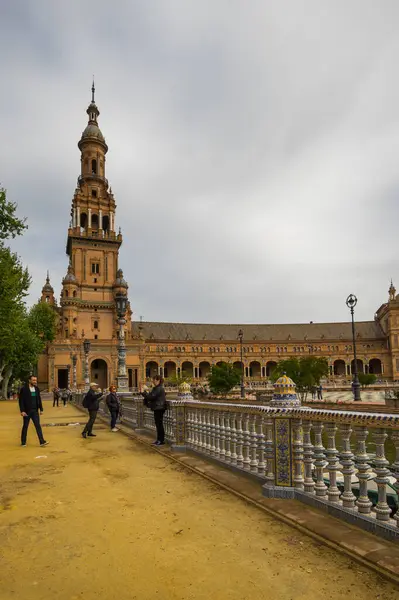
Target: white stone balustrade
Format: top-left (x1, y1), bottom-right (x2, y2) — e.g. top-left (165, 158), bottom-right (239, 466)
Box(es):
top-left (72, 393), bottom-right (399, 540)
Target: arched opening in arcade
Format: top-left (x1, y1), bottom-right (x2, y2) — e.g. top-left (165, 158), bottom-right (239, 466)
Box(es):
top-left (368, 358), bottom-right (382, 375)
top-left (181, 361), bottom-right (194, 378)
top-left (266, 361), bottom-right (277, 377)
top-left (91, 214), bottom-right (99, 231)
top-left (249, 361), bottom-right (261, 378)
top-left (145, 361), bottom-right (158, 379)
top-left (198, 361), bottom-right (211, 378)
top-left (163, 361), bottom-right (176, 380)
top-left (90, 359), bottom-right (108, 389)
top-left (216, 361), bottom-right (227, 368)
top-left (333, 359), bottom-right (346, 376)
top-left (102, 215), bottom-right (110, 233)
top-left (57, 368), bottom-right (68, 389)
top-left (80, 212), bottom-right (87, 230)
top-left (351, 359), bottom-right (364, 374)
top-left (233, 361), bottom-right (243, 374)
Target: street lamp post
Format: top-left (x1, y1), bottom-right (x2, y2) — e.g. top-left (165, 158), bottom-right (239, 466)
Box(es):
top-left (346, 294), bottom-right (361, 402)
top-left (70, 352), bottom-right (77, 390)
top-left (83, 339), bottom-right (91, 391)
top-left (115, 291), bottom-right (129, 392)
top-left (238, 329), bottom-right (245, 399)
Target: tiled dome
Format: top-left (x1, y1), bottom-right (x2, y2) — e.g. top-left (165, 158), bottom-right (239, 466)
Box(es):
top-left (270, 373), bottom-right (300, 407)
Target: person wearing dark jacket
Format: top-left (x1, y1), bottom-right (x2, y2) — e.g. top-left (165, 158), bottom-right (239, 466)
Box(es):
top-left (19, 375), bottom-right (48, 447)
top-left (106, 385), bottom-right (121, 432)
top-left (141, 376), bottom-right (167, 445)
top-left (81, 383), bottom-right (103, 439)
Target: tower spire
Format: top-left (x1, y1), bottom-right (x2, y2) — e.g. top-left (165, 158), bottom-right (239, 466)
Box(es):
top-left (91, 77), bottom-right (95, 103)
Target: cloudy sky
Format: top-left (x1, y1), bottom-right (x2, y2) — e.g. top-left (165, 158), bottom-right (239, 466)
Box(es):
top-left (1, 1), bottom-right (399, 325)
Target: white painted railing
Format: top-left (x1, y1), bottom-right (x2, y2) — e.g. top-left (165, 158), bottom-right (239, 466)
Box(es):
top-left (72, 393), bottom-right (399, 540)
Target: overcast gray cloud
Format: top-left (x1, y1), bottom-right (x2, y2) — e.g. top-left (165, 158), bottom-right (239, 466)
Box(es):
top-left (1, 0), bottom-right (399, 325)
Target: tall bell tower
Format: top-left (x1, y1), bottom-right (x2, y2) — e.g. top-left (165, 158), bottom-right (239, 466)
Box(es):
top-left (59, 83), bottom-right (129, 342)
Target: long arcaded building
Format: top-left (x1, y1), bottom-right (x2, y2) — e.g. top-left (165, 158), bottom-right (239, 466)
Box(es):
top-left (38, 88), bottom-right (399, 390)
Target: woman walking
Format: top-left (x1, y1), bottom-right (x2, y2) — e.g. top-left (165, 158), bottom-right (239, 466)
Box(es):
top-left (141, 375), bottom-right (167, 445)
top-left (106, 385), bottom-right (121, 432)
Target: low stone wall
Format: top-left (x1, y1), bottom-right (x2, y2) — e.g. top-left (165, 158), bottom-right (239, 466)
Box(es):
top-left (72, 393), bottom-right (399, 541)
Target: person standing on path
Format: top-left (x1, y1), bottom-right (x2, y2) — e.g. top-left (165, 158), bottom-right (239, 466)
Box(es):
top-left (141, 375), bottom-right (167, 446)
top-left (106, 385), bottom-right (121, 432)
top-left (81, 383), bottom-right (103, 439)
top-left (19, 375), bottom-right (48, 447)
top-left (53, 387), bottom-right (60, 407)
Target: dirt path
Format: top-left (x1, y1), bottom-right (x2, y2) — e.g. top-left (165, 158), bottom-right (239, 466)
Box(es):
top-left (0, 400), bottom-right (397, 600)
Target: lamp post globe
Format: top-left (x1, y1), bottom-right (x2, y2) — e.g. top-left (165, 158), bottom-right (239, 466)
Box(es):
top-left (238, 329), bottom-right (245, 399)
top-left (346, 294), bottom-right (361, 402)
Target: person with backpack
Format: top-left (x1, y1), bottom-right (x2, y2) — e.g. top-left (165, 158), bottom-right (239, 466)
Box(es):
top-left (105, 385), bottom-right (121, 432)
top-left (53, 387), bottom-right (60, 407)
top-left (81, 383), bottom-right (103, 439)
top-left (141, 375), bottom-right (167, 446)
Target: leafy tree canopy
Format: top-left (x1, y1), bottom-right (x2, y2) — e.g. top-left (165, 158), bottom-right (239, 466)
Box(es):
top-left (358, 373), bottom-right (377, 387)
top-left (0, 187), bottom-right (27, 240)
top-left (207, 363), bottom-right (241, 395)
top-left (28, 301), bottom-right (57, 343)
top-left (270, 356), bottom-right (329, 400)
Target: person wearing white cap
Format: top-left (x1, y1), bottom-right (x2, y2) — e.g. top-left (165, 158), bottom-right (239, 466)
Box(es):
top-left (81, 382), bottom-right (103, 439)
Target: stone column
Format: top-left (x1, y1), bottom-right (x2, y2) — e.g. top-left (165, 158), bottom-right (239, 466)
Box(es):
top-left (88, 208), bottom-right (92, 229)
top-left (77, 206), bottom-right (80, 229)
top-left (99, 209), bottom-right (103, 230)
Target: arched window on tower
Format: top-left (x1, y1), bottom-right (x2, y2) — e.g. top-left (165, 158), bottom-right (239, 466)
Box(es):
top-left (45, 296), bottom-right (49, 303)
top-left (92, 159), bottom-right (97, 175)
top-left (91, 214), bottom-right (99, 230)
top-left (102, 215), bottom-right (110, 233)
top-left (80, 213), bottom-right (87, 229)
top-left (94, 320), bottom-right (99, 329)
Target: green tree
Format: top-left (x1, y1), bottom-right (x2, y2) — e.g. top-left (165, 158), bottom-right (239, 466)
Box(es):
top-left (207, 363), bottom-right (241, 395)
top-left (0, 186), bottom-right (27, 240)
top-left (0, 244), bottom-right (31, 394)
top-left (358, 373), bottom-right (377, 387)
top-left (271, 356), bottom-right (329, 401)
top-left (28, 301), bottom-right (57, 343)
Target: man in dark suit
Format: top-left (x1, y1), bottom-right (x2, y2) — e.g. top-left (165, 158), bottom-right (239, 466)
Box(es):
top-left (19, 375), bottom-right (48, 447)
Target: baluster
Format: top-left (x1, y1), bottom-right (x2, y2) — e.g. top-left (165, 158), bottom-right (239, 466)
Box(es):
top-left (292, 419), bottom-right (304, 491)
top-left (391, 431), bottom-right (399, 527)
top-left (225, 411), bottom-right (232, 463)
top-left (193, 410), bottom-right (199, 450)
top-left (354, 426), bottom-right (372, 515)
top-left (205, 410), bottom-right (211, 454)
top-left (214, 410), bottom-right (221, 459)
top-left (302, 421), bottom-right (315, 494)
top-left (373, 429), bottom-right (391, 522)
top-left (264, 417), bottom-right (275, 487)
top-left (257, 415), bottom-right (266, 477)
top-left (313, 422), bottom-right (327, 497)
top-left (249, 415), bottom-right (259, 472)
top-left (230, 413), bottom-right (238, 467)
top-left (339, 423), bottom-right (356, 509)
top-left (242, 414), bottom-right (251, 471)
top-left (325, 422), bottom-right (340, 503)
top-left (236, 413), bottom-right (244, 468)
top-left (209, 410), bottom-right (216, 456)
top-left (201, 410), bottom-right (206, 454)
top-left (219, 412), bottom-right (226, 461)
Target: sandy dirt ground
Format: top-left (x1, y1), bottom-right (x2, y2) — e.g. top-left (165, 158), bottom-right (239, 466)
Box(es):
top-left (0, 399), bottom-right (397, 600)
